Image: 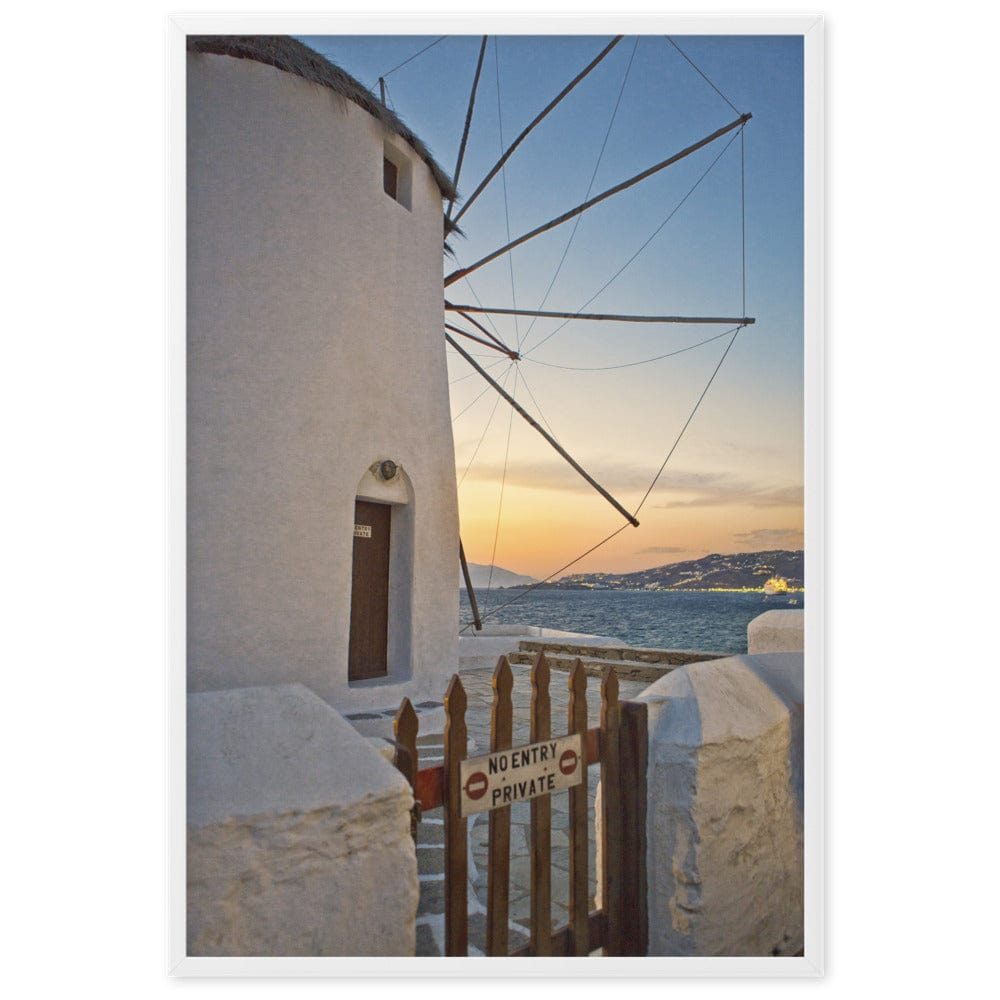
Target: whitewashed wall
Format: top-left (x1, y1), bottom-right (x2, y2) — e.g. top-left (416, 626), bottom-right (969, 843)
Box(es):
top-left (187, 51), bottom-right (458, 712)
top-left (634, 653), bottom-right (804, 956)
top-left (187, 685), bottom-right (417, 956)
top-left (748, 608), bottom-right (805, 653)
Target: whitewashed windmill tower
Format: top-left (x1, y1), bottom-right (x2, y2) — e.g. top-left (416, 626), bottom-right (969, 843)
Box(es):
top-left (186, 35), bottom-right (460, 713)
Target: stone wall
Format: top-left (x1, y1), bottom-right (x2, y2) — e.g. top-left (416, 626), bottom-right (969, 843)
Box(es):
top-left (187, 684), bottom-right (417, 956)
top-left (748, 608), bottom-right (805, 653)
top-left (633, 653), bottom-right (804, 956)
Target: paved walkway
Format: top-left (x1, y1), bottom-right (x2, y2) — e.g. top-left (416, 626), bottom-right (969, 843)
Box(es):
top-left (413, 663), bottom-right (649, 957)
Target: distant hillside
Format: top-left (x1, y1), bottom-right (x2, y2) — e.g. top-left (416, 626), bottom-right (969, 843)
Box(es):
top-left (542, 550), bottom-right (804, 592)
top-left (460, 562), bottom-right (539, 591)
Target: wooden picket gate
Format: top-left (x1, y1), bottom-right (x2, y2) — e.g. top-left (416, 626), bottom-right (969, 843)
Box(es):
top-left (391, 652), bottom-right (648, 957)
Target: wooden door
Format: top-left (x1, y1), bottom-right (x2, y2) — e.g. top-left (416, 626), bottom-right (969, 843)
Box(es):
top-left (349, 500), bottom-right (391, 681)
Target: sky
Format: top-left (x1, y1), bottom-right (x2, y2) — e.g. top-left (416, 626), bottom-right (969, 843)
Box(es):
top-left (299, 33), bottom-right (805, 580)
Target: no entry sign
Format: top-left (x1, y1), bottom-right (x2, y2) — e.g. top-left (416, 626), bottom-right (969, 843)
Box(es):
top-left (458, 733), bottom-right (585, 817)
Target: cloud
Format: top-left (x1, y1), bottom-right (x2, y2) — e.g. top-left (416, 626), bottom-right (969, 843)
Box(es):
top-left (652, 472), bottom-right (803, 510)
top-left (459, 457), bottom-right (654, 494)
top-left (457, 458), bottom-right (803, 513)
top-left (712, 439), bottom-right (788, 461)
top-left (733, 527), bottom-right (804, 547)
top-left (635, 545), bottom-right (690, 555)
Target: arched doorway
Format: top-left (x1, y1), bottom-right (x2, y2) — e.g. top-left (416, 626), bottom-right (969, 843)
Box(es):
top-left (348, 461), bottom-right (414, 683)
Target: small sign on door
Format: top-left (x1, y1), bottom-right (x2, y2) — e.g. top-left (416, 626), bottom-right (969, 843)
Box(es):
top-left (354, 524), bottom-right (372, 539)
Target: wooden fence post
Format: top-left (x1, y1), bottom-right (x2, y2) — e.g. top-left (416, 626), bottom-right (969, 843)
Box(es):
top-left (486, 657), bottom-right (514, 955)
top-left (567, 660), bottom-right (589, 956)
top-left (600, 667), bottom-right (622, 956)
top-left (444, 674), bottom-right (468, 956)
top-left (530, 652), bottom-right (553, 955)
top-left (619, 700), bottom-right (648, 956)
top-left (393, 698), bottom-right (419, 842)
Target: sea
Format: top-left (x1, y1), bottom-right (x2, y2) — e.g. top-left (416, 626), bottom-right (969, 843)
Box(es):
top-left (460, 588), bottom-right (804, 654)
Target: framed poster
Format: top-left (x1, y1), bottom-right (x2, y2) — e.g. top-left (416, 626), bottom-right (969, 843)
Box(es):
top-left (168, 12), bottom-right (823, 978)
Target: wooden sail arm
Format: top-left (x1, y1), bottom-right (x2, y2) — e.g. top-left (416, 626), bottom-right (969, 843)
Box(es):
top-left (446, 36), bottom-right (489, 222)
top-left (451, 36), bottom-right (624, 226)
top-left (446, 302), bottom-right (756, 326)
top-left (445, 322), bottom-right (519, 360)
top-left (452, 309), bottom-right (520, 356)
top-left (445, 333), bottom-right (640, 528)
top-left (445, 112), bottom-right (752, 288)
top-left (459, 540), bottom-right (483, 631)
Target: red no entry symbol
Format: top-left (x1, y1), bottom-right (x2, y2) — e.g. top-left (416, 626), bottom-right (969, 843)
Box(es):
top-left (559, 749), bottom-right (578, 775)
top-left (464, 771), bottom-right (488, 800)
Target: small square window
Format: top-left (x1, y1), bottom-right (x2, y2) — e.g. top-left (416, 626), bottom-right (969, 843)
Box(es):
top-left (382, 143), bottom-right (412, 210)
top-left (383, 157), bottom-right (398, 200)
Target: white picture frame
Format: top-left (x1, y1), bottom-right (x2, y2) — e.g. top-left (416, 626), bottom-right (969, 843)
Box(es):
top-left (167, 12), bottom-right (824, 979)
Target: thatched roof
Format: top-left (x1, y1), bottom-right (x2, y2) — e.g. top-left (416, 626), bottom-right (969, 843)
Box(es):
top-left (187, 34), bottom-right (457, 204)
